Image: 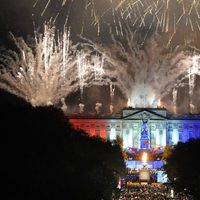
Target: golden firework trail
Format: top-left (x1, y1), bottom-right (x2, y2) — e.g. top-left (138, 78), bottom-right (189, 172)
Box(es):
top-left (34, 0), bottom-right (200, 46)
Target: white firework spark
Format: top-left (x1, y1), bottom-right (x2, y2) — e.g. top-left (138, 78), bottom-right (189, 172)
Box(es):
top-left (0, 24), bottom-right (104, 106)
top-left (188, 54), bottom-right (200, 112)
top-left (83, 31), bottom-right (200, 108)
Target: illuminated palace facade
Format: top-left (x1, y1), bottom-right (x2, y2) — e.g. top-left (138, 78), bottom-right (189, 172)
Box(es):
top-left (68, 108), bottom-right (200, 149)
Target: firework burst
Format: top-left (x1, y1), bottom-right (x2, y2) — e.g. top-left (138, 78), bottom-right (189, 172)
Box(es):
top-left (82, 31), bottom-right (200, 108)
top-left (0, 24), bottom-right (104, 106)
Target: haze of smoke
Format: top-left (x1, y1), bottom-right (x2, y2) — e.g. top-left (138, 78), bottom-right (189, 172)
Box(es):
top-left (82, 31), bottom-right (200, 108)
top-left (0, 24), bottom-right (104, 107)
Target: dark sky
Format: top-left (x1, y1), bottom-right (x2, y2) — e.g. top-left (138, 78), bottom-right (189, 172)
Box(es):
top-left (0, 0), bottom-right (105, 43)
top-left (0, 0), bottom-right (200, 114)
top-left (0, 0), bottom-right (32, 41)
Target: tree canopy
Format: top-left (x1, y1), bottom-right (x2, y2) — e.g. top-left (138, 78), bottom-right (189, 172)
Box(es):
top-left (165, 139), bottom-right (200, 199)
top-left (1, 94), bottom-right (125, 200)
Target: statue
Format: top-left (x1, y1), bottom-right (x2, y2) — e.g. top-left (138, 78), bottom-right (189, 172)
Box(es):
top-left (140, 112), bottom-right (150, 149)
top-left (79, 103), bottom-right (85, 114)
top-left (95, 103), bottom-right (102, 114)
top-left (109, 104), bottom-right (114, 115)
top-left (141, 119), bottom-right (148, 131)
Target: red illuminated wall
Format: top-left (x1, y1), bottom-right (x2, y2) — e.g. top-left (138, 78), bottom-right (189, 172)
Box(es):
top-left (69, 119), bottom-right (108, 139)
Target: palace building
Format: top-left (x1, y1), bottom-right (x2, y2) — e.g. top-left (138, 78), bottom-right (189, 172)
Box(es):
top-left (67, 107), bottom-right (200, 149)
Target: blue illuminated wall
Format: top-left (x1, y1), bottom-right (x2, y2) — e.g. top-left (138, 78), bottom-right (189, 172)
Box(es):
top-left (166, 119), bottom-right (200, 145)
top-left (126, 160), bottom-right (164, 169)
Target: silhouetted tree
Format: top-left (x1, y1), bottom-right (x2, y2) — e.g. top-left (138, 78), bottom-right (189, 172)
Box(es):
top-left (1, 93), bottom-right (125, 200)
top-left (165, 139), bottom-right (200, 199)
top-left (162, 145), bottom-right (173, 162)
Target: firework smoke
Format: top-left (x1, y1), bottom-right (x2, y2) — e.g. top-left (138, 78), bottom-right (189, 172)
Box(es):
top-left (83, 31), bottom-right (200, 109)
top-left (0, 24), bottom-right (104, 106)
top-left (188, 55), bottom-right (200, 113)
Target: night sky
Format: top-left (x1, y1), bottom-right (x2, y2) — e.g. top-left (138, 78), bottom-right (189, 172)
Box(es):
top-left (0, 0), bottom-right (200, 114)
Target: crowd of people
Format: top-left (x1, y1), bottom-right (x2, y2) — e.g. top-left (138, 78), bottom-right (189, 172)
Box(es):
top-left (125, 168), bottom-right (160, 183)
top-left (118, 183), bottom-right (170, 200)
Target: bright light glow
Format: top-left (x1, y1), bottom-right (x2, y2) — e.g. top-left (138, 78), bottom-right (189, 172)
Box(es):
top-left (170, 189), bottom-right (174, 198)
top-left (123, 131), bottom-right (129, 149)
top-left (171, 130), bottom-right (179, 145)
top-left (142, 152), bottom-right (148, 163)
top-left (157, 99), bottom-right (161, 107)
top-left (127, 98), bottom-right (131, 107)
top-left (188, 55), bottom-right (200, 113)
top-left (110, 127), bottom-right (116, 140)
